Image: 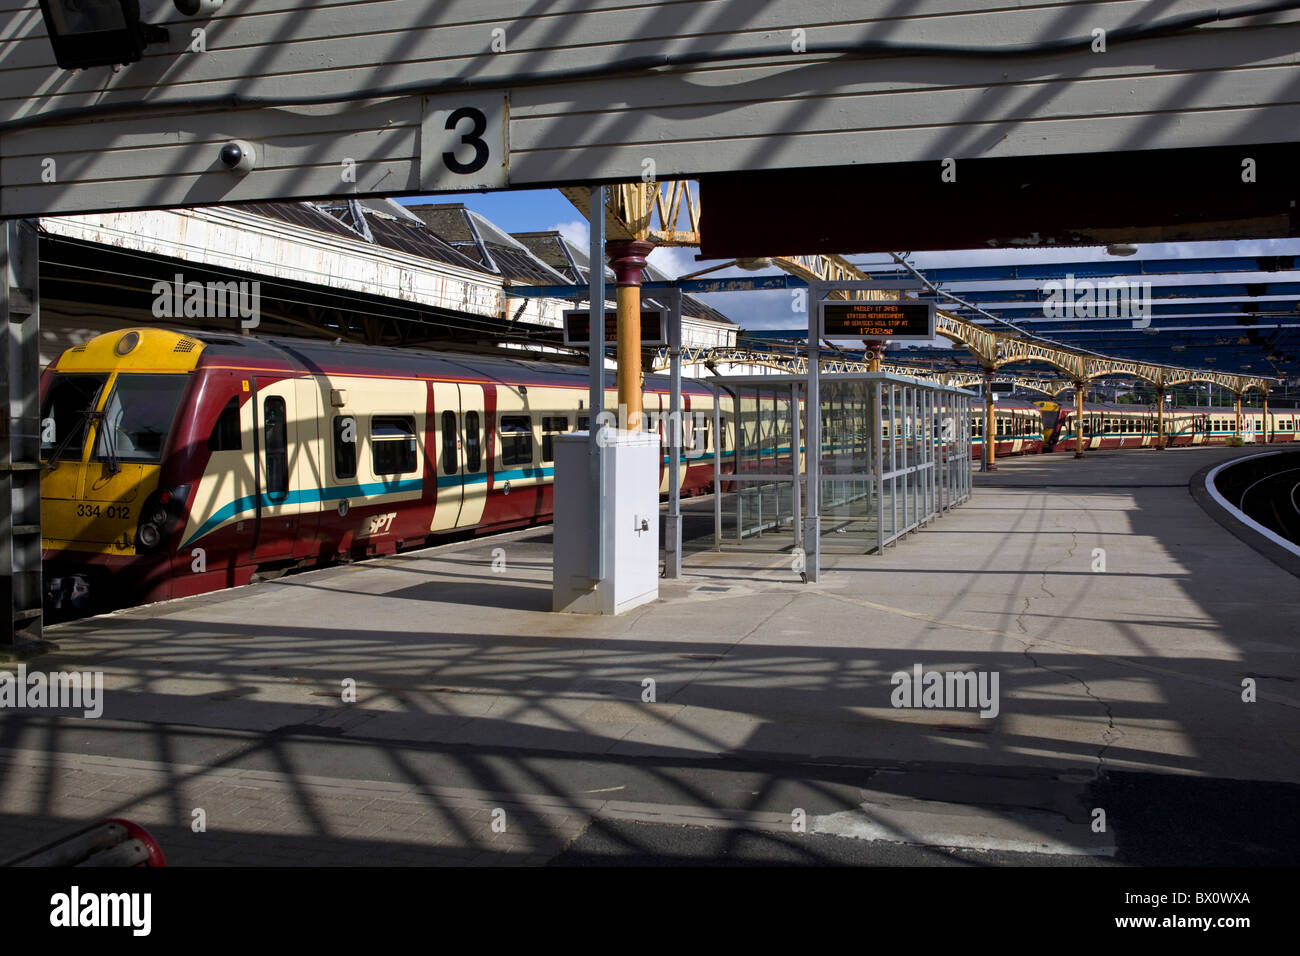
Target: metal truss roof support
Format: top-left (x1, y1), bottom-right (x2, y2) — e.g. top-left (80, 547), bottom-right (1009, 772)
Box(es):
top-left (564, 182), bottom-right (1276, 400)
top-left (654, 346), bottom-right (1086, 398)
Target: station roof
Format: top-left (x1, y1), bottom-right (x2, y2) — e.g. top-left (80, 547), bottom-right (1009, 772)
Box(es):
top-left (401, 203), bottom-right (572, 285)
top-left (248, 200), bottom-right (484, 272)
top-left (856, 255), bottom-right (1300, 380)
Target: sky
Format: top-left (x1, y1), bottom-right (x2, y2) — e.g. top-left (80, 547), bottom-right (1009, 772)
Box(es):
top-left (398, 189), bottom-right (1300, 350)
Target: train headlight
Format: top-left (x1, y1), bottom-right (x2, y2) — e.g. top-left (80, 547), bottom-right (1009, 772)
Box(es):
top-left (137, 523), bottom-right (161, 549)
top-left (151, 508), bottom-right (168, 526)
top-left (115, 330), bottom-right (141, 355)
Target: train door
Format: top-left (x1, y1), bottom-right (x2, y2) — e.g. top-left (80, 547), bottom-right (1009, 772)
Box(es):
top-left (291, 377), bottom-right (323, 553)
top-left (460, 390), bottom-right (488, 526)
top-left (430, 382), bottom-right (487, 532)
top-left (251, 377), bottom-right (301, 562)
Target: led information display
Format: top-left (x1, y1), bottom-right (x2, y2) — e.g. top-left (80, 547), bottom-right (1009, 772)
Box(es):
top-left (563, 309), bottom-right (667, 346)
top-left (819, 301), bottom-right (935, 341)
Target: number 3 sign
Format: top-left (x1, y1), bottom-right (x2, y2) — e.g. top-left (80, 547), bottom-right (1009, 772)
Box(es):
top-left (420, 93), bottom-right (509, 189)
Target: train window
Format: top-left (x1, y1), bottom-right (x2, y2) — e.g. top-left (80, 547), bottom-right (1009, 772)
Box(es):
top-left (542, 416), bottom-right (568, 462)
top-left (465, 411), bottom-right (481, 472)
top-left (694, 414), bottom-right (709, 453)
top-left (40, 373), bottom-right (108, 461)
top-left (263, 397), bottom-right (289, 502)
top-left (93, 374), bottom-right (189, 465)
top-left (500, 415), bottom-right (533, 466)
top-left (440, 410), bottom-right (458, 475)
top-left (372, 415), bottom-right (418, 475)
top-left (208, 398), bottom-right (242, 452)
top-left (578, 416), bottom-right (591, 432)
top-left (333, 416), bottom-right (356, 480)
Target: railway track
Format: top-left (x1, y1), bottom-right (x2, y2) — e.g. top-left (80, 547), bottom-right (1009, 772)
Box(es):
top-left (1214, 452), bottom-right (1300, 546)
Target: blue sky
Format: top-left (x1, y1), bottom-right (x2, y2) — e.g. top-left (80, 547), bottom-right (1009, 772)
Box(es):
top-left (399, 189), bottom-right (1300, 347)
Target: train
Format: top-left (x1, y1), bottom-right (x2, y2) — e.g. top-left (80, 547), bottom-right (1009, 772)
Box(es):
top-left (967, 399), bottom-right (1297, 459)
top-left (1036, 401), bottom-right (1296, 451)
top-left (40, 328), bottom-right (726, 615)
top-left (968, 398), bottom-right (1046, 460)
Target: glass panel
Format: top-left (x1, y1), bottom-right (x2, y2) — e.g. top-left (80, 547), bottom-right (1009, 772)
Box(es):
top-left (465, 411), bottom-right (482, 472)
top-left (542, 415), bottom-right (568, 463)
top-left (372, 415), bottom-right (417, 475)
top-left (41, 372), bottom-right (107, 462)
top-left (441, 410), bottom-right (457, 474)
top-left (93, 373), bottom-right (188, 464)
top-left (264, 396), bottom-right (289, 501)
top-left (208, 397), bottom-right (242, 452)
top-left (333, 415), bottom-right (356, 480)
top-left (499, 415), bottom-right (533, 466)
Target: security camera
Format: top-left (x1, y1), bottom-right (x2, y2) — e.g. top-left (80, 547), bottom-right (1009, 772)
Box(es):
top-left (175, 0), bottom-right (225, 14)
top-left (219, 140), bottom-right (256, 175)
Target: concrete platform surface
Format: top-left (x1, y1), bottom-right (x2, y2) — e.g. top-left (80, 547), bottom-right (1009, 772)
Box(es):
top-left (3, 444), bottom-right (1297, 865)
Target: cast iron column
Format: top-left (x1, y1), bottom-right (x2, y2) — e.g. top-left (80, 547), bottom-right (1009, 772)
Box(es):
top-left (606, 240), bottom-right (655, 431)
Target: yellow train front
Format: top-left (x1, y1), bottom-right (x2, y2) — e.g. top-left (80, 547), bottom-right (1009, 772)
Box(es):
top-left (40, 329), bottom-right (210, 615)
top-left (969, 399), bottom-right (1046, 460)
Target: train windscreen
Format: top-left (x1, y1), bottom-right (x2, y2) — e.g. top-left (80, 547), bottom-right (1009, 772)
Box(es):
top-left (91, 373), bottom-right (189, 465)
top-left (40, 372), bottom-right (108, 463)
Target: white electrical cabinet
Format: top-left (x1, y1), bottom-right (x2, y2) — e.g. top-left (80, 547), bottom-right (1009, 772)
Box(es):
top-left (552, 430), bottom-right (660, 615)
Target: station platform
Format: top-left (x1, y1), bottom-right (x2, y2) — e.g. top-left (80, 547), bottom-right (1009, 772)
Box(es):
top-left (3, 445), bottom-right (1297, 865)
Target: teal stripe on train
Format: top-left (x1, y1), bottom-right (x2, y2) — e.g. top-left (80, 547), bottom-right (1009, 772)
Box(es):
top-left (181, 477), bottom-right (423, 548)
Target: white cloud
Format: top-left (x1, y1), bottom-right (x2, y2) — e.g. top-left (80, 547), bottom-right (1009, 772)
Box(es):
top-left (552, 219), bottom-right (589, 249)
top-left (647, 245), bottom-right (700, 279)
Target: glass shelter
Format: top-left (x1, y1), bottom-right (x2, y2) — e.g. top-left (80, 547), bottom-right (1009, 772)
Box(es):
top-left (703, 372), bottom-right (974, 580)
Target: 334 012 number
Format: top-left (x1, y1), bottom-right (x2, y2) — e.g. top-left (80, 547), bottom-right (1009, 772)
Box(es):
top-left (76, 503), bottom-right (130, 520)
